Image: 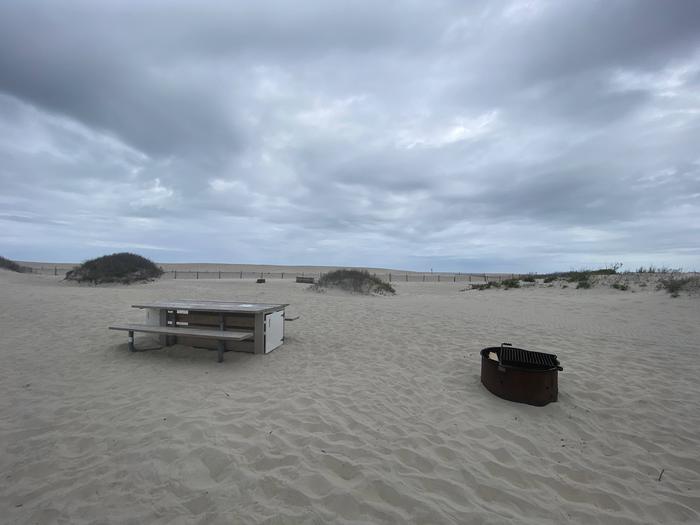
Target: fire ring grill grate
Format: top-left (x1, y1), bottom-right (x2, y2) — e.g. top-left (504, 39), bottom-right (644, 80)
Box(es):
top-left (480, 343), bottom-right (563, 406)
top-left (498, 345), bottom-right (562, 370)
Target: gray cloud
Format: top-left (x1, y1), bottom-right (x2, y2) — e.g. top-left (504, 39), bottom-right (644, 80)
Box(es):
top-left (1, 0), bottom-right (699, 271)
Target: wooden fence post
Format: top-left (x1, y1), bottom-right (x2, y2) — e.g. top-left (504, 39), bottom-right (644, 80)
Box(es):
top-left (196, 271), bottom-right (199, 280)
top-left (174, 270), bottom-right (177, 279)
top-left (54, 266), bottom-right (57, 276)
top-left (389, 273), bottom-right (391, 282)
top-left (240, 271), bottom-right (242, 279)
top-left (218, 271), bottom-right (221, 279)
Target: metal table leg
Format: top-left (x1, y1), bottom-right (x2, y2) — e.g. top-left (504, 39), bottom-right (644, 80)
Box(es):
top-left (217, 340), bottom-right (225, 363)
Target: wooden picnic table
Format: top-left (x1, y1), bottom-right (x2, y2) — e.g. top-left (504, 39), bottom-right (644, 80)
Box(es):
top-left (110, 300), bottom-right (288, 362)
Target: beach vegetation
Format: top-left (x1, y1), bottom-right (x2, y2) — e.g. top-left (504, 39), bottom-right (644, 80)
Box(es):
top-left (502, 278), bottom-right (520, 289)
top-left (0, 255), bottom-right (31, 273)
top-left (539, 265), bottom-right (618, 284)
top-left (636, 265), bottom-right (682, 274)
top-left (65, 252), bottom-right (163, 285)
top-left (576, 279), bottom-right (591, 289)
top-left (659, 277), bottom-right (700, 297)
top-left (473, 281), bottom-right (501, 290)
top-left (315, 269), bottom-right (395, 295)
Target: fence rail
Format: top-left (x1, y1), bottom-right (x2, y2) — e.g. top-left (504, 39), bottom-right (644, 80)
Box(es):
top-left (28, 266), bottom-right (516, 283)
top-left (160, 271), bottom-right (513, 283)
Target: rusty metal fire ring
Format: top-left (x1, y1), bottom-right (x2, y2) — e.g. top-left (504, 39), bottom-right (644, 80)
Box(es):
top-left (480, 343), bottom-right (563, 406)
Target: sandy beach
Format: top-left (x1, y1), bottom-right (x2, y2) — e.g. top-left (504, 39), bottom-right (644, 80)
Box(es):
top-left (1, 268), bottom-right (699, 524)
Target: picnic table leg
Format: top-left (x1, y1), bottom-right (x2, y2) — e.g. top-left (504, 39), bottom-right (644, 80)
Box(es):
top-left (254, 313), bottom-right (265, 354)
top-left (217, 340), bottom-right (225, 363)
top-left (166, 310), bottom-right (178, 346)
top-left (128, 330), bottom-right (135, 352)
top-left (218, 313), bottom-right (226, 361)
top-left (159, 309), bottom-right (168, 346)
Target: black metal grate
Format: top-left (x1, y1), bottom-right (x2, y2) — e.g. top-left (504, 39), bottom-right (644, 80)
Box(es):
top-left (499, 346), bottom-right (561, 370)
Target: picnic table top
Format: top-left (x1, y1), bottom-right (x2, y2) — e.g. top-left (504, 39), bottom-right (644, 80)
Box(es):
top-left (131, 300), bottom-right (288, 314)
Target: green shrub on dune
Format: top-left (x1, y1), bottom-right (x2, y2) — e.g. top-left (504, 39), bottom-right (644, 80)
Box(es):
top-left (540, 266), bottom-right (619, 285)
top-left (502, 278), bottom-right (520, 289)
top-left (576, 279), bottom-right (591, 289)
top-left (0, 255), bottom-right (31, 273)
top-left (65, 252), bottom-right (163, 285)
top-left (473, 281), bottom-right (501, 290)
top-left (316, 269), bottom-right (395, 295)
top-left (660, 277), bottom-right (700, 298)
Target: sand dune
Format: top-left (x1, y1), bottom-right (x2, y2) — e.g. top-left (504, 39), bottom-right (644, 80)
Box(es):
top-left (1, 269), bottom-right (699, 523)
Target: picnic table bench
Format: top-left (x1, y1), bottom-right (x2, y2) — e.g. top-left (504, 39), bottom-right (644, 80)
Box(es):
top-left (109, 300), bottom-right (288, 362)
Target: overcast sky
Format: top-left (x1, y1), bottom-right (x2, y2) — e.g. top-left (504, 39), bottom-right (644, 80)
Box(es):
top-left (1, 1), bottom-right (699, 272)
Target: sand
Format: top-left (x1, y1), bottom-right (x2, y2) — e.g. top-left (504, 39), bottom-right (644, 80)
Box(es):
top-left (1, 268), bottom-right (699, 524)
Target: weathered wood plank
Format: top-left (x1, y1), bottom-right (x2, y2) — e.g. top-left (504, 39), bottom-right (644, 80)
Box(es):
top-left (179, 312), bottom-right (255, 328)
top-left (109, 324), bottom-right (253, 341)
top-left (176, 337), bottom-right (255, 353)
top-left (131, 301), bottom-right (288, 314)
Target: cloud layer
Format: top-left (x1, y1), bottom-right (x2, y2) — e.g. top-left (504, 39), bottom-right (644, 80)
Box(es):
top-left (1, 0), bottom-right (699, 271)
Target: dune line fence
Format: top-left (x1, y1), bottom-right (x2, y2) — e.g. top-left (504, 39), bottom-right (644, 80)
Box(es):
top-left (158, 271), bottom-right (515, 283)
top-left (28, 266), bottom-right (518, 283)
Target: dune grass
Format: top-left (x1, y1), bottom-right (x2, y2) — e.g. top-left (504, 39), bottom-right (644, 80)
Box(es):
top-left (65, 252), bottom-right (163, 285)
top-left (501, 278), bottom-right (520, 289)
top-left (535, 266), bottom-right (620, 290)
top-left (316, 269), bottom-right (395, 295)
top-left (0, 255), bottom-right (31, 273)
top-left (636, 265), bottom-right (682, 274)
top-left (659, 277), bottom-right (700, 298)
top-left (472, 281), bottom-right (501, 290)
